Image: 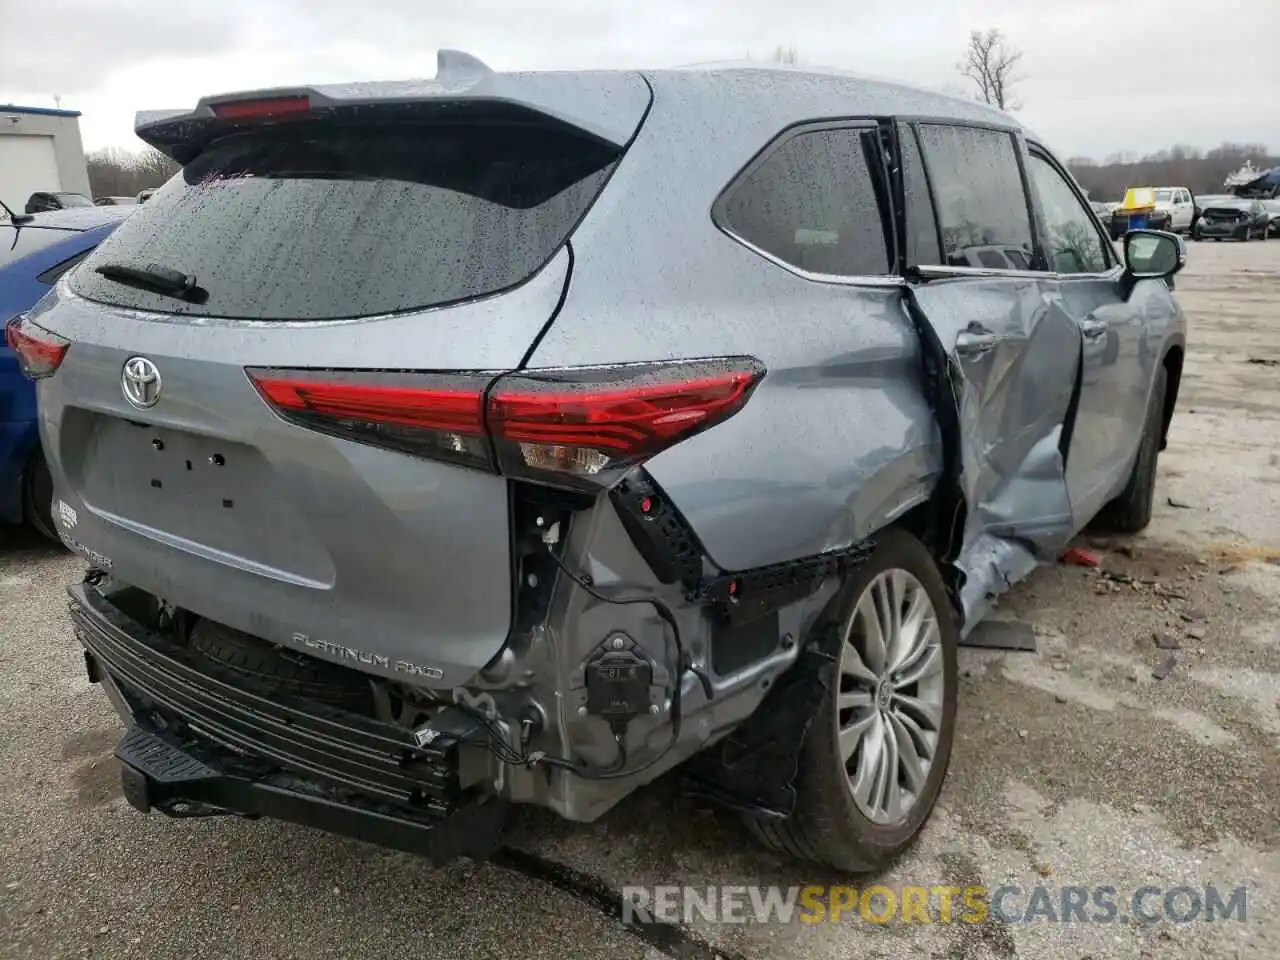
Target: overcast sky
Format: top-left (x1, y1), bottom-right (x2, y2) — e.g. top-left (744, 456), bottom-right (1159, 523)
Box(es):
top-left (1, 0), bottom-right (1276, 160)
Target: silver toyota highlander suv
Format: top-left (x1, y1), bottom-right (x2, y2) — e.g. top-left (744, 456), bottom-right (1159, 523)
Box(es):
top-left (7, 51), bottom-right (1187, 872)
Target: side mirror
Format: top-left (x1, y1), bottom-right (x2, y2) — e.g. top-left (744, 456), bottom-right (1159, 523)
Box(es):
top-left (1124, 229), bottom-right (1185, 280)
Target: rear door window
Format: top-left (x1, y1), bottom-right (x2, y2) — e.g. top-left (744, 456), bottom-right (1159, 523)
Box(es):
top-left (71, 119), bottom-right (621, 321)
top-left (897, 124), bottom-right (943, 267)
top-left (715, 125), bottom-right (892, 277)
top-left (915, 124), bottom-right (1035, 270)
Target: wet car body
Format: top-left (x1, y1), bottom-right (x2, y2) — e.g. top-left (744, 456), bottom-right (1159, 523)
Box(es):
top-left (1, 207), bottom-right (131, 535)
top-left (14, 52), bottom-right (1187, 872)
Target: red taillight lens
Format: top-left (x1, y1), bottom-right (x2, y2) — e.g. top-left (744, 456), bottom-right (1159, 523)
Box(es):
top-left (247, 370), bottom-right (493, 469)
top-left (4, 314), bottom-right (69, 379)
top-left (211, 96), bottom-right (311, 120)
top-left (488, 359), bottom-right (765, 488)
top-left (246, 358), bottom-right (765, 488)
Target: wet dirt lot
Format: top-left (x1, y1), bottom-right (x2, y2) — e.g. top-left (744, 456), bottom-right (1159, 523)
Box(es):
top-left (2, 239), bottom-right (1279, 960)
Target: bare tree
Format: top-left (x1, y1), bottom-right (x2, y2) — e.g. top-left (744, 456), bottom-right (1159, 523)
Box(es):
top-left (86, 147), bottom-right (179, 199)
top-left (1068, 142), bottom-right (1277, 201)
top-left (773, 45), bottom-right (799, 65)
top-left (957, 28), bottom-right (1023, 110)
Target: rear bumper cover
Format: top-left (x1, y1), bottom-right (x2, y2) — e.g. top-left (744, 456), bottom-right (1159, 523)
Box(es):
top-left (70, 582), bottom-right (506, 862)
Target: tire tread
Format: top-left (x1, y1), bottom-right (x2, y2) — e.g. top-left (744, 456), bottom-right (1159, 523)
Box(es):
top-left (742, 528), bottom-right (959, 874)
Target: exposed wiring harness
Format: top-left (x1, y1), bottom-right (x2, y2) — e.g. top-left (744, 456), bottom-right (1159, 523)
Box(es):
top-left (536, 543), bottom-right (688, 780)
top-left (441, 530), bottom-right (696, 781)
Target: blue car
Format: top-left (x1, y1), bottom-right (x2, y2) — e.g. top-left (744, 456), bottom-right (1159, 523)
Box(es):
top-left (1, 206), bottom-right (131, 538)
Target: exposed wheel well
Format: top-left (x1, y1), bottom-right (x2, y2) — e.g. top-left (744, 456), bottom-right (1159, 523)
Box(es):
top-left (1159, 345), bottom-right (1183, 451)
top-left (892, 491), bottom-right (965, 615)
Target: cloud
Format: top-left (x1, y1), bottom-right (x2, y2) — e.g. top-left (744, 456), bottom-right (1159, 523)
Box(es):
top-left (0, 0), bottom-right (239, 94)
top-left (0, 0), bottom-right (1273, 157)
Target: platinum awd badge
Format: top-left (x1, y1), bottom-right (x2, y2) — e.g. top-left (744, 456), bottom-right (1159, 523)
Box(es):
top-left (291, 633), bottom-right (444, 681)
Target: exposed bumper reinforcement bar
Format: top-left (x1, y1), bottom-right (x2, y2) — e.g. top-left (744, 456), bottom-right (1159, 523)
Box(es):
top-left (69, 581), bottom-right (506, 863)
top-left (114, 725), bottom-right (506, 862)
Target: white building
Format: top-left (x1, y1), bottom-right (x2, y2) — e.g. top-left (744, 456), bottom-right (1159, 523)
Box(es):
top-left (0, 104), bottom-right (91, 212)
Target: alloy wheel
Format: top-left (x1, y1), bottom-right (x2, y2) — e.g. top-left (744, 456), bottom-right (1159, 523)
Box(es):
top-left (835, 569), bottom-right (946, 825)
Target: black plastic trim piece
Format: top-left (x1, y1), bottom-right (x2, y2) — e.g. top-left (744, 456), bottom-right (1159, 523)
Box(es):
top-left (681, 622), bottom-right (842, 817)
top-left (696, 539), bottom-right (876, 627)
top-left (115, 724), bottom-right (506, 863)
top-left (610, 471), bottom-right (706, 588)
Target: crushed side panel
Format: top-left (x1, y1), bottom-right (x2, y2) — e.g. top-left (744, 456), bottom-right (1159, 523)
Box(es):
top-left (905, 279), bottom-right (1083, 632)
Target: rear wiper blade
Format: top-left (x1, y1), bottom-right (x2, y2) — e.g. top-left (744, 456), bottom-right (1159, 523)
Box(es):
top-left (95, 262), bottom-right (209, 304)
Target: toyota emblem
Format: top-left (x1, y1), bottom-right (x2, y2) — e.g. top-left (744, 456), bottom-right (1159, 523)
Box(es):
top-left (121, 356), bottom-right (162, 409)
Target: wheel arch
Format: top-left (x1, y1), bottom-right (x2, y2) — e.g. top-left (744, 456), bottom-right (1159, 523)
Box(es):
top-left (1159, 343), bottom-right (1183, 451)
top-left (0, 423), bottom-right (42, 524)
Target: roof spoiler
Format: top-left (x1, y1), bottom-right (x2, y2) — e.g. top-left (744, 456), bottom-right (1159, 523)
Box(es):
top-left (133, 50), bottom-right (648, 163)
top-left (134, 49), bottom-right (489, 138)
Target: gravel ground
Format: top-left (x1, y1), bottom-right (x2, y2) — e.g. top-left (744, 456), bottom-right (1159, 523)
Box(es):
top-left (2, 239), bottom-right (1278, 960)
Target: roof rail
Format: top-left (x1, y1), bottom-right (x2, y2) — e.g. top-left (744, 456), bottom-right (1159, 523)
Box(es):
top-left (437, 50), bottom-right (492, 81)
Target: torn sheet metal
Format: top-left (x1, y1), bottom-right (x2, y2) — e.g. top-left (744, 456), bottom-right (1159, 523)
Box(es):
top-left (907, 279), bottom-right (1081, 634)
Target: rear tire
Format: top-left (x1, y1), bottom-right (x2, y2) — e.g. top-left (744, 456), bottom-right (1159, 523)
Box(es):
top-left (1096, 366), bottom-right (1167, 534)
top-left (743, 528), bottom-right (959, 873)
top-left (22, 453), bottom-right (59, 543)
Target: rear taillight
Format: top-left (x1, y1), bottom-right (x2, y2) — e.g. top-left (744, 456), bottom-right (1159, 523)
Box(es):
top-left (247, 370), bottom-right (492, 469)
top-left (488, 360), bottom-right (765, 489)
top-left (210, 96), bottom-right (311, 120)
top-left (4, 314), bottom-right (69, 379)
top-left (247, 358), bottom-right (765, 489)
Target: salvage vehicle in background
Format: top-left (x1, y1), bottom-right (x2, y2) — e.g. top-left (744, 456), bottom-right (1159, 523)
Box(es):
top-left (10, 53), bottom-right (1187, 873)
top-left (1193, 197), bottom-right (1271, 241)
top-left (24, 191), bottom-right (93, 214)
top-left (1262, 199), bottom-right (1280, 237)
top-left (1, 205), bottom-right (131, 538)
top-left (1191, 195), bottom-right (1233, 239)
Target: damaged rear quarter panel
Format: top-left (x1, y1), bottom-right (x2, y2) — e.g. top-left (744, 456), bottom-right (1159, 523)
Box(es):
top-left (636, 283), bottom-right (943, 570)
top-left (531, 72), bottom-right (1165, 638)
top-left (529, 74), bottom-right (949, 573)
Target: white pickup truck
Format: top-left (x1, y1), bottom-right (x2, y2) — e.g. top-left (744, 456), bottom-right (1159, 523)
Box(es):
top-left (1153, 186), bottom-right (1196, 233)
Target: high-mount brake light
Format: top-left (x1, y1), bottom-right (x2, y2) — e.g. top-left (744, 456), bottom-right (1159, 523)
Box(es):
top-left (246, 358), bottom-right (766, 489)
top-left (211, 96), bottom-right (311, 120)
top-left (5, 313), bottom-right (69, 380)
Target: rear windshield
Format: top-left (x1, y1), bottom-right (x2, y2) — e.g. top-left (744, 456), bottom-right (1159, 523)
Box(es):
top-left (0, 227), bottom-right (75, 269)
top-left (72, 120), bottom-right (620, 321)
